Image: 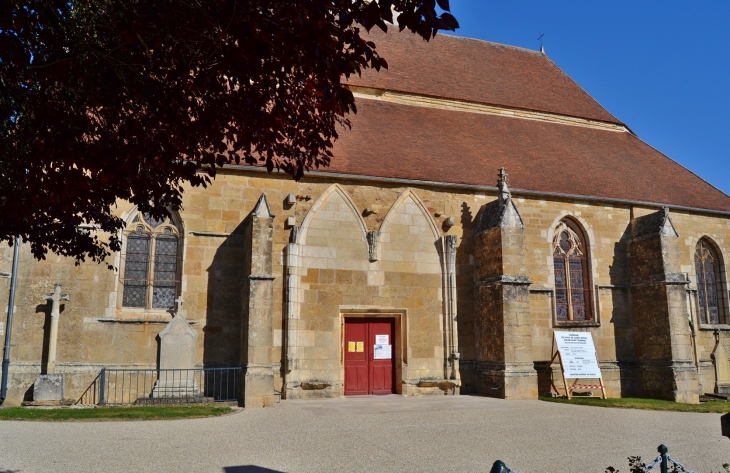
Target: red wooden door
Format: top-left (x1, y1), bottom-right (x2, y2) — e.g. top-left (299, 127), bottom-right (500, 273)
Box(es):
top-left (344, 318), bottom-right (395, 395)
top-left (344, 319), bottom-right (368, 395)
top-left (369, 319), bottom-right (394, 394)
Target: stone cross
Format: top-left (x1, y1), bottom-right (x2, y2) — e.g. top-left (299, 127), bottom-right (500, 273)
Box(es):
top-left (174, 296), bottom-right (184, 314)
top-left (43, 283), bottom-right (69, 374)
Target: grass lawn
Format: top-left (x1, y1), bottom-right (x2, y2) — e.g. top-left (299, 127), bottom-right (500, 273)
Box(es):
top-left (0, 405), bottom-right (235, 421)
top-left (540, 396), bottom-right (730, 413)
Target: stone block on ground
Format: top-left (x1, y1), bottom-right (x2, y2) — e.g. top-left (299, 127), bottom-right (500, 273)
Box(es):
top-left (33, 374), bottom-right (64, 401)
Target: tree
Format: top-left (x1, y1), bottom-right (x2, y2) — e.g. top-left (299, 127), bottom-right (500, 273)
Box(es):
top-left (0, 0), bottom-right (458, 265)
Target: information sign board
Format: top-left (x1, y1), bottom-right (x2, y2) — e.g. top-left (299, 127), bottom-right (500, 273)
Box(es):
top-left (554, 332), bottom-right (602, 379)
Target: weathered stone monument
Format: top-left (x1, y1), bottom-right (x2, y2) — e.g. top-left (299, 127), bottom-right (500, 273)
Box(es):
top-left (152, 298), bottom-right (199, 399)
top-left (241, 193), bottom-right (277, 407)
top-left (33, 283), bottom-right (69, 402)
top-left (712, 331), bottom-right (730, 395)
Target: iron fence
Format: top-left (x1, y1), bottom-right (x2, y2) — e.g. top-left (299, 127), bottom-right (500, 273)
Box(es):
top-left (76, 367), bottom-right (241, 405)
top-left (76, 372), bottom-right (102, 405)
top-left (489, 444), bottom-right (697, 473)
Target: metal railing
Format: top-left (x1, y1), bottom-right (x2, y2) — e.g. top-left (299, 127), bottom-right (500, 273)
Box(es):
top-left (76, 367), bottom-right (241, 405)
top-left (490, 444), bottom-right (697, 473)
top-left (76, 372), bottom-right (102, 405)
top-left (640, 445), bottom-right (697, 473)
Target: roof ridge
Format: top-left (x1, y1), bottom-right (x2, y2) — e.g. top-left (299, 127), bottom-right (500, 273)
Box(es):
top-left (438, 32), bottom-right (545, 55)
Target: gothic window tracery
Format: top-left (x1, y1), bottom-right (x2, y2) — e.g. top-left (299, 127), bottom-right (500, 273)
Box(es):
top-left (121, 210), bottom-right (182, 310)
top-left (695, 239), bottom-right (726, 325)
top-left (552, 220), bottom-right (593, 322)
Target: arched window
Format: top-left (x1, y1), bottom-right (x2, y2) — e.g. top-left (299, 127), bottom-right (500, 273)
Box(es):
top-left (695, 239), bottom-right (726, 325)
top-left (121, 210), bottom-right (182, 310)
top-left (553, 219), bottom-right (593, 322)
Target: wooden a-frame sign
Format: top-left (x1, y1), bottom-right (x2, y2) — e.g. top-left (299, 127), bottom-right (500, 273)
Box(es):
top-left (544, 331), bottom-right (606, 400)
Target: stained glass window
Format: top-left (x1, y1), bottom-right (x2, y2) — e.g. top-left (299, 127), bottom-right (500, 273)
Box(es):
top-left (695, 239), bottom-right (725, 325)
top-left (121, 210), bottom-right (181, 310)
top-left (122, 234), bottom-right (150, 308)
top-left (152, 235), bottom-right (179, 309)
top-left (552, 220), bottom-right (592, 322)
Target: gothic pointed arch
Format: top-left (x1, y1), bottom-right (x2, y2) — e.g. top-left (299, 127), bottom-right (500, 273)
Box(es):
top-left (298, 184), bottom-right (367, 246)
top-left (551, 217), bottom-right (593, 323)
top-left (695, 237), bottom-right (727, 325)
top-left (379, 189), bottom-right (441, 275)
top-left (119, 207), bottom-right (184, 310)
top-left (379, 189), bottom-right (440, 241)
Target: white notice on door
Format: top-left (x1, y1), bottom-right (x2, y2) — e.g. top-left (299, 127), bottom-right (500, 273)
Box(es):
top-left (374, 344), bottom-right (392, 359)
top-left (375, 335), bottom-right (389, 344)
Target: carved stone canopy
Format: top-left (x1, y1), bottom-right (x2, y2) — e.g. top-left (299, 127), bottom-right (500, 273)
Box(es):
top-left (366, 231), bottom-right (380, 262)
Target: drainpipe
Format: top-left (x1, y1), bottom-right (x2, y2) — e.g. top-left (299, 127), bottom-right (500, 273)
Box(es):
top-left (0, 236), bottom-right (21, 404)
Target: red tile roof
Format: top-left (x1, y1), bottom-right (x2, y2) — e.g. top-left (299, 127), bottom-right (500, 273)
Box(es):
top-left (347, 30), bottom-right (622, 125)
top-left (327, 99), bottom-right (730, 213)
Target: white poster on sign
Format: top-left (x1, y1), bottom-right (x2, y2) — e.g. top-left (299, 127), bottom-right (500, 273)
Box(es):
top-left (375, 335), bottom-right (389, 345)
top-left (373, 344), bottom-right (392, 359)
top-left (554, 331), bottom-right (602, 379)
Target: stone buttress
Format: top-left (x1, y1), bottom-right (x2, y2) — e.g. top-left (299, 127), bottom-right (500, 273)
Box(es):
top-left (627, 208), bottom-right (699, 403)
top-left (473, 170), bottom-right (536, 400)
top-left (240, 193), bottom-right (277, 407)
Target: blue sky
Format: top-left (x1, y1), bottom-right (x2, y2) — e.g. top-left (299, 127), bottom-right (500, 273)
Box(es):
top-left (442, 1), bottom-right (730, 195)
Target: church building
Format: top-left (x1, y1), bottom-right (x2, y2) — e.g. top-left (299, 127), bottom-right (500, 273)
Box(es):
top-left (2, 31), bottom-right (729, 406)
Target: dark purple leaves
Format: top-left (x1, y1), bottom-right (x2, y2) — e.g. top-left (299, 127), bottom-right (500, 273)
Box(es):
top-left (0, 0), bottom-right (458, 264)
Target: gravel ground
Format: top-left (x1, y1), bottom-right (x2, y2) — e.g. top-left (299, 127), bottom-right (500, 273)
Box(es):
top-left (0, 395), bottom-right (727, 473)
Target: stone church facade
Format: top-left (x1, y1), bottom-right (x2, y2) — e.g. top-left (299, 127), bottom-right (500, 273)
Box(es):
top-left (2, 32), bottom-right (729, 406)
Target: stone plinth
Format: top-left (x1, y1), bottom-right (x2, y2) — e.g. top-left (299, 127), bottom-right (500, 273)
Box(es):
top-left (33, 374), bottom-right (64, 401)
top-left (151, 377), bottom-right (198, 399)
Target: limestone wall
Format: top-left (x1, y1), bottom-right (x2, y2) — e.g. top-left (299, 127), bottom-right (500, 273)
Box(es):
top-left (287, 187), bottom-right (447, 398)
top-left (1, 167), bottom-right (730, 404)
top-left (671, 210), bottom-right (730, 394)
top-left (515, 199), bottom-right (635, 397)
